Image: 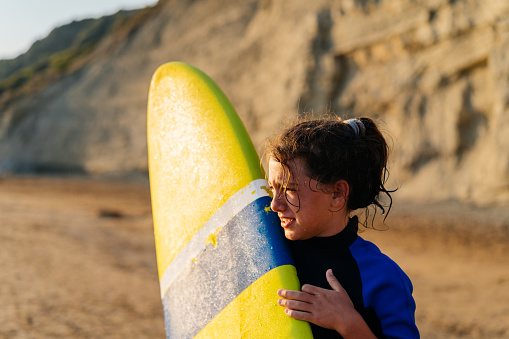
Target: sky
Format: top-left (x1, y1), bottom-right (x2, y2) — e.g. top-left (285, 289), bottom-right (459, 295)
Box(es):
top-left (0, 0), bottom-right (158, 60)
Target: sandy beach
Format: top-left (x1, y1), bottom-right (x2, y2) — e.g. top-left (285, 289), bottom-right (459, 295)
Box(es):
top-left (1, 175), bottom-right (508, 338)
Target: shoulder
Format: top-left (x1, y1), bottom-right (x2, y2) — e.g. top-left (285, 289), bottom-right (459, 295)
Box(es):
top-left (349, 236), bottom-right (412, 288)
top-left (350, 236), bottom-right (420, 338)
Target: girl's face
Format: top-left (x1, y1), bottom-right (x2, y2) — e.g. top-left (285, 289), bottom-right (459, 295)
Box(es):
top-left (268, 158), bottom-right (348, 240)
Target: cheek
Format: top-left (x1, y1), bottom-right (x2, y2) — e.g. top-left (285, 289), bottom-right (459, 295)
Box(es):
top-left (283, 192), bottom-right (300, 208)
top-left (297, 195), bottom-right (326, 217)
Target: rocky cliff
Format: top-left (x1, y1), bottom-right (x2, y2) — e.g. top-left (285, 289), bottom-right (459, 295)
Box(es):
top-left (1, 0), bottom-right (508, 206)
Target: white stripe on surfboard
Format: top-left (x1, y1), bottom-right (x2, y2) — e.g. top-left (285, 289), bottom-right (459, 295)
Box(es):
top-left (159, 178), bottom-right (271, 298)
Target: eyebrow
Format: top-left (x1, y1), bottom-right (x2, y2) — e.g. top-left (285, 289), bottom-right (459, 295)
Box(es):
top-left (267, 180), bottom-right (298, 188)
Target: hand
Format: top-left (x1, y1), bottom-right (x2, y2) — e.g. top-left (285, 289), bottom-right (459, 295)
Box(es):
top-left (277, 269), bottom-right (376, 338)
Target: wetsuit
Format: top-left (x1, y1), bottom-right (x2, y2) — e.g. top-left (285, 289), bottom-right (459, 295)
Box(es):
top-left (290, 217), bottom-right (419, 339)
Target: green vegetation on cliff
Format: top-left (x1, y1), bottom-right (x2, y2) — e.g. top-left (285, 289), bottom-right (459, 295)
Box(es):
top-left (0, 6), bottom-right (157, 99)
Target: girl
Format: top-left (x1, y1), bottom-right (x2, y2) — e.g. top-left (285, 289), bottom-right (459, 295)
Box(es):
top-left (266, 117), bottom-right (419, 338)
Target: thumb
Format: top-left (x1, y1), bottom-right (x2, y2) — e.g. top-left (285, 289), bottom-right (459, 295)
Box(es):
top-left (326, 269), bottom-right (343, 292)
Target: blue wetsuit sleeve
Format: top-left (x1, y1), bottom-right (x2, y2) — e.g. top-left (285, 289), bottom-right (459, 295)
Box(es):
top-left (351, 238), bottom-right (420, 339)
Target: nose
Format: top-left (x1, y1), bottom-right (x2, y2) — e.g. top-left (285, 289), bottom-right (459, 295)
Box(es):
top-left (270, 190), bottom-right (286, 213)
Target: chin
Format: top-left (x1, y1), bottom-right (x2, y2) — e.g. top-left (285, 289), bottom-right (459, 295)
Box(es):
top-left (284, 230), bottom-right (301, 241)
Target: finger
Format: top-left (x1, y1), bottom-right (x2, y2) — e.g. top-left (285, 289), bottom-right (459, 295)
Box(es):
top-left (277, 289), bottom-right (314, 303)
top-left (326, 268), bottom-right (344, 292)
top-left (284, 308), bottom-right (314, 322)
top-left (278, 298), bottom-right (313, 312)
top-left (301, 284), bottom-right (324, 295)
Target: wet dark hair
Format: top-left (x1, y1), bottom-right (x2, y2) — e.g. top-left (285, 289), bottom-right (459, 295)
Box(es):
top-left (265, 116), bottom-right (394, 222)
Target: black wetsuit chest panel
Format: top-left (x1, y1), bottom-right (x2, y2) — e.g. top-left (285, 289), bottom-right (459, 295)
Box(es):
top-left (289, 218), bottom-right (385, 339)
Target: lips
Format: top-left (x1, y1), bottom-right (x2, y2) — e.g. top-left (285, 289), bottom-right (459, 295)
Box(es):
top-left (279, 216), bottom-right (295, 228)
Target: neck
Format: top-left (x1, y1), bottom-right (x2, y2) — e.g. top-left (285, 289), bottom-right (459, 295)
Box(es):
top-left (319, 210), bottom-right (350, 237)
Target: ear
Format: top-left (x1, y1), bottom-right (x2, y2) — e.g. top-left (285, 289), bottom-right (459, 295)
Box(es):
top-left (331, 180), bottom-right (349, 208)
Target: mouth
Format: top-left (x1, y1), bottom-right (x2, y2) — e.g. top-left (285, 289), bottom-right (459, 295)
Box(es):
top-left (279, 216), bottom-right (295, 228)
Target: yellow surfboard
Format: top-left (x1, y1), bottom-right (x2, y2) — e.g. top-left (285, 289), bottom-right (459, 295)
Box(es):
top-left (147, 62), bottom-right (313, 338)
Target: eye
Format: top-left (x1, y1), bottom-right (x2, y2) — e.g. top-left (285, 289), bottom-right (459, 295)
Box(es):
top-left (285, 184), bottom-right (298, 192)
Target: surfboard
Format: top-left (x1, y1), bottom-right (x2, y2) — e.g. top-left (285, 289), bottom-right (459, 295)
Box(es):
top-left (147, 62), bottom-right (313, 338)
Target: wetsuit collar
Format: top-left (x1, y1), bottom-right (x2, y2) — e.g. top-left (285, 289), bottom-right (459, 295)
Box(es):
top-left (299, 216), bottom-right (359, 251)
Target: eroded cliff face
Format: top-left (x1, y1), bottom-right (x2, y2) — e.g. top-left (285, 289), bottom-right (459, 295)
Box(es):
top-left (1, 0), bottom-right (508, 205)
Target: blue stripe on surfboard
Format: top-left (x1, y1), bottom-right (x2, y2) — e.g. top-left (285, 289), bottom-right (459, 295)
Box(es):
top-left (159, 179), bottom-right (270, 298)
top-left (161, 196), bottom-right (293, 339)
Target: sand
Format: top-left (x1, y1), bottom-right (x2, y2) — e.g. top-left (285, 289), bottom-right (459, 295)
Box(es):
top-left (1, 176), bottom-right (508, 339)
